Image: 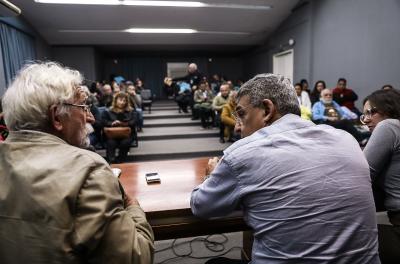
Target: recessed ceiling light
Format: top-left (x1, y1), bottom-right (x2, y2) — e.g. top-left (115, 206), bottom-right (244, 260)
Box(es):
top-left (34, 0), bottom-right (205, 7)
top-left (35, 0), bottom-right (120, 5)
top-left (124, 1), bottom-right (205, 7)
top-left (35, 0), bottom-right (272, 10)
top-left (125, 28), bottom-right (197, 34)
top-left (59, 29), bottom-right (250, 35)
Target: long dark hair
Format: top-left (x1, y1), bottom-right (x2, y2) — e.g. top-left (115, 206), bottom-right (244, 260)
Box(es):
top-left (311, 80), bottom-right (326, 97)
top-left (363, 89), bottom-right (400, 119)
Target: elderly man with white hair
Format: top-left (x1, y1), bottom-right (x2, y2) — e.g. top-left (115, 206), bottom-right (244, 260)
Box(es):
top-left (0, 62), bottom-right (154, 263)
top-left (172, 62), bottom-right (203, 88)
top-left (191, 74), bottom-right (380, 264)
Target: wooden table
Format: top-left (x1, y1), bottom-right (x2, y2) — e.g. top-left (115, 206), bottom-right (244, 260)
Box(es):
top-left (113, 158), bottom-right (250, 241)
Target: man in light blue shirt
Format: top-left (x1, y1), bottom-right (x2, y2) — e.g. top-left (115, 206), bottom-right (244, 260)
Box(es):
top-left (191, 74), bottom-right (379, 264)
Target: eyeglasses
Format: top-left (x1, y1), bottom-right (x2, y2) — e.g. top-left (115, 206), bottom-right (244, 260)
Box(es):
top-left (231, 112), bottom-right (242, 125)
top-left (63, 102), bottom-right (92, 113)
top-left (232, 106), bottom-right (250, 125)
top-left (360, 108), bottom-right (378, 124)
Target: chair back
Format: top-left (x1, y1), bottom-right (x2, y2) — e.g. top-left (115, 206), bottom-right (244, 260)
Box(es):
top-left (141, 89), bottom-right (152, 100)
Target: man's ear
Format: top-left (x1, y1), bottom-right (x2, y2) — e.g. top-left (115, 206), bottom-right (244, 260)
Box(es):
top-left (49, 105), bottom-right (63, 132)
top-left (262, 99), bottom-right (276, 125)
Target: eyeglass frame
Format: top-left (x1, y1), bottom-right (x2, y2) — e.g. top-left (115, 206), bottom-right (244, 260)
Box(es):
top-left (232, 105), bottom-right (253, 125)
top-left (360, 107), bottom-right (378, 124)
top-left (62, 102), bottom-right (92, 113)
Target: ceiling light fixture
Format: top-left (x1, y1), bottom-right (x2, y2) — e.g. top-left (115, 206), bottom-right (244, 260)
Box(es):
top-left (34, 0), bottom-right (205, 7)
top-left (35, 0), bottom-right (120, 5)
top-left (124, 1), bottom-right (205, 7)
top-left (59, 29), bottom-right (250, 35)
top-left (125, 28), bottom-right (197, 34)
top-left (35, 0), bottom-right (271, 10)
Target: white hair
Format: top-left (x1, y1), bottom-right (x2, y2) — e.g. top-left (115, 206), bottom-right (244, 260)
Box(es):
top-left (2, 61), bottom-right (83, 131)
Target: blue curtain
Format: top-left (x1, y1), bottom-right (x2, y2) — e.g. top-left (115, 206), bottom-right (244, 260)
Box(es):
top-left (0, 22), bottom-right (36, 86)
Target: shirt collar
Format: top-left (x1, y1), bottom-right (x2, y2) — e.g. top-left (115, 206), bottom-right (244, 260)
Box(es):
top-left (6, 130), bottom-right (68, 145)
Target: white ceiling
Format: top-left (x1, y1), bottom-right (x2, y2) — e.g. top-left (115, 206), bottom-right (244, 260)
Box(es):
top-left (11, 0), bottom-right (300, 50)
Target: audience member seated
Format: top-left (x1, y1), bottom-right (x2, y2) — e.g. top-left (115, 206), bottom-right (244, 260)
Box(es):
top-left (312, 88), bottom-right (364, 142)
top-left (135, 78), bottom-right (145, 94)
top-left (126, 82), bottom-right (144, 132)
top-left (300, 106), bottom-right (312, 120)
top-left (175, 81), bottom-right (192, 113)
top-left (210, 74), bottom-right (222, 95)
top-left (0, 62), bottom-right (154, 263)
top-left (294, 82), bottom-right (312, 110)
top-left (193, 81), bottom-right (214, 128)
top-left (333, 78), bottom-right (360, 115)
top-left (191, 73), bottom-right (379, 264)
top-left (169, 63), bottom-right (203, 119)
top-left (102, 92), bottom-right (136, 163)
top-left (0, 99), bottom-right (8, 141)
top-left (163, 77), bottom-right (178, 97)
top-left (111, 80), bottom-right (121, 93)
top-left (212, 83), bottom-right (231, 143)
top-left (221, 91), bottom-right (240, 142)
top-left (81, 85), bottom-right (102, 150)
top-left (362, 89), bottom-right (400, 263)
top-left (88, 82), bottom-right (100, 106)
top-left (310, 80), bottom-right (326, 105)
top-left (300, 78), bottom-right (311, 94)
top-left (98, 83), bottom-right (113, 107)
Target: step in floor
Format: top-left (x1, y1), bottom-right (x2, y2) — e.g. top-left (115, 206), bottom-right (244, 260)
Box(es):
top-left (151, 106), bottom-right (180, 111)
top-left (144, 118), bottom-right (201, 127)
top-left (143, 110), bottom-right (192, 119)
top-left (97, 137), bottom-right (231, 162)
top-left (138, 126), bottom-right (218, 140)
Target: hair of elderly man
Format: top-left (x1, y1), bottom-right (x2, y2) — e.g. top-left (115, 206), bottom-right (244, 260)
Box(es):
top-left (237, 73), bottom-right (300, 116)
top-left (2, 61), bottom-right (83, 131)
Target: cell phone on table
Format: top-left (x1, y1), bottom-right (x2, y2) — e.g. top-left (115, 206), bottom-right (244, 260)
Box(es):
top-left (145, 172), bottom-right (161, 183)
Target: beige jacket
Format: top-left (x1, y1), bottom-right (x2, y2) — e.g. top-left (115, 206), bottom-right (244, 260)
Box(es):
top-left (0, 130), bottom-right (154, 264)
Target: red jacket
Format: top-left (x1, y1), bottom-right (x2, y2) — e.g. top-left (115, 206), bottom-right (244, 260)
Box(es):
top-left (332, 87), bottom-right (358, 110)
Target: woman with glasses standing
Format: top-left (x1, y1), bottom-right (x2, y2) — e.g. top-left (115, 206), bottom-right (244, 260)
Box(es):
top-left (362, 89), bottom-right (400, 262)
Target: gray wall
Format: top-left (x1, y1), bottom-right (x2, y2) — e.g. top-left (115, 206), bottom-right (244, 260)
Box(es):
top-left (244, 0), bottom-right (400, 108)
top-left (52, 46), bottom-right (98, 82)
top-left (243, 2), bottom-right (312, 83)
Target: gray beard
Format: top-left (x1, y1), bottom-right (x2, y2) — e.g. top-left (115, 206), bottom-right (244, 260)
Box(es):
top-left (321, 98), bottom-right (333, 104)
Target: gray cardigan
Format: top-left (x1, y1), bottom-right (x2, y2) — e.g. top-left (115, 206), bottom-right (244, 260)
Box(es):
top-left (364, 118), bottom-right (400, 212)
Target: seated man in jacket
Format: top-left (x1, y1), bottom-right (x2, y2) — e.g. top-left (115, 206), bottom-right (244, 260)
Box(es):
top-left (312, 88), bottom-right (364, 142)
top-left (191, 74), bottom-right (379, 264)
top-left (212, 83), bottom-right (231, 143)
top-left (0, 62), bottom-right (154, 264)
top-left (193, 81), bottom-right (214, 128)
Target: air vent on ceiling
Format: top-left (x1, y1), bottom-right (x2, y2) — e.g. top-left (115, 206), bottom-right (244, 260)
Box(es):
top-left (0, 0), bottom-right (21, 17)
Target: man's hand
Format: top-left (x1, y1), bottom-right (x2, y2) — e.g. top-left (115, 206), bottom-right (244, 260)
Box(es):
top-left (205, 157), bottom-right (220, 176)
